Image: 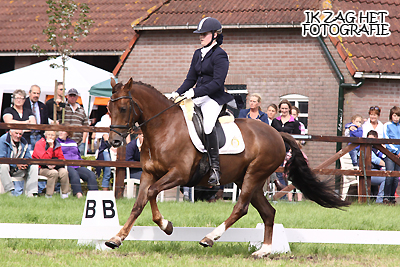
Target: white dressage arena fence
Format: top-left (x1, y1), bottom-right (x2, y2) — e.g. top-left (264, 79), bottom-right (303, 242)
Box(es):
top-left (1, 191), bottom-right (399, 253)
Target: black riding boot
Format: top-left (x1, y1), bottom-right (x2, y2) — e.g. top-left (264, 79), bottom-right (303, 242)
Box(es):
top-left (206, 127), bottom-right (221, 186)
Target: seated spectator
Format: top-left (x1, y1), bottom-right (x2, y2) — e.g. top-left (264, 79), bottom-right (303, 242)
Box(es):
top-left (366, 130), bottom-right (386, 203)
top-left (3, 89), bottom-right (36, 154)
top-left (126, 133), bottom-right (143, 179)
top-left (345, 114), bottom-right (363, 166)
top-left (58, 127), bottom-right (98, 198)
top-left (32, 130), bottom-right (70, 198)
top-left (0, 129), bottom-right (38, 197)
top-left (238, 93), bottom-right (269, 124)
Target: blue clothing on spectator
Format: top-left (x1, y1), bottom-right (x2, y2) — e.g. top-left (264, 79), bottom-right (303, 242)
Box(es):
top-left (345, 122), bottom-right (363, 166)
top-left (383, 121), bottom-right (400, 155)
top-left (126, 138), bottom-right (142, 180)
top-left (238, 108), bottom-right (269, 124)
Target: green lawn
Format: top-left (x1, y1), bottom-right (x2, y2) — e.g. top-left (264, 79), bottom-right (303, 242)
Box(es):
top-left (0, 195), bottom-right (399, 266)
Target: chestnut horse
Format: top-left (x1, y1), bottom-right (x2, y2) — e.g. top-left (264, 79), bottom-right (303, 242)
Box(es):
top-left (105, 78), bottom-right (348, 258)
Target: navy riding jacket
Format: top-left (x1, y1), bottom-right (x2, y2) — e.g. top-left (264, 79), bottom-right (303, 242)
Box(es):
top-left (177, 45), bottom-right (233, 105)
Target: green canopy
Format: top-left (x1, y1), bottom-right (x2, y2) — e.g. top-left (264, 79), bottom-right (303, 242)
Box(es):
top-left (89, 78), bottom-right (117, 97)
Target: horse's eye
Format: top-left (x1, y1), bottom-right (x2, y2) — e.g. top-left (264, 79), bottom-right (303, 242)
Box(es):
top-left (120, 107), bottom-right (127, 113)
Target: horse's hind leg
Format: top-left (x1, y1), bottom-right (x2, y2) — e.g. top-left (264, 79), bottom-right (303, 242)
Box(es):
top-left (199, 177), bottom-right (256, 247)
top-left (105, 177), bottom-right (152, 249)
top-left (249, 187), bottom-right (276, 258)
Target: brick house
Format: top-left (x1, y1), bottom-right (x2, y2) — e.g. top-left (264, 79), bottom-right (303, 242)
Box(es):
top-left (113, 0), bottom-right (400, 168)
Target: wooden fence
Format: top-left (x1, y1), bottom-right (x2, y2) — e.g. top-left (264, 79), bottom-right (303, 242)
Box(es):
top-left (1, 123), bottom-right (400, 202)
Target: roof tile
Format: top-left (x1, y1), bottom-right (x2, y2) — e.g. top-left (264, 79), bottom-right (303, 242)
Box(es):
top-left (0, 0), bottom-right (163, 52)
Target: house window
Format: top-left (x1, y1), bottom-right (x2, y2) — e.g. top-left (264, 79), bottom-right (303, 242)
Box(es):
top-left (280, 94), bottom-right (309, 133)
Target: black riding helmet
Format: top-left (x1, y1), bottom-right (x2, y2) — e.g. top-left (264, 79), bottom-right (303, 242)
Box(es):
top-left (194, 17), bottom-right (223, 47)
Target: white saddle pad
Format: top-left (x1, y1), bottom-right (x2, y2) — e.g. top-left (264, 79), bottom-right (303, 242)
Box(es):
top-left (180, 102), bottom-right (245, 154)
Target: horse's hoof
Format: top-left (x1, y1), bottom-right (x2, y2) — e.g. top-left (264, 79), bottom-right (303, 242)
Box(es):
top-left (251, 250), bottom-right (271, 259)
top-left (105, 236), bottom-right (122, 249)
top-left (199, 237), bottom-right (214, 247)
top-left (164, 221), bottom-right (173, 235)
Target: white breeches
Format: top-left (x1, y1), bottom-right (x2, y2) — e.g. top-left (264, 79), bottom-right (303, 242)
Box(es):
top-left (193, 96), bottom-right (223, 134)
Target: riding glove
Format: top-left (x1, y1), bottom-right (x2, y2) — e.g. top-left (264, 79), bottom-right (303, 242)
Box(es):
top-left (183, 88), bottom-right (195, 99)
top-left (170, 91), bottom-right (179, 100)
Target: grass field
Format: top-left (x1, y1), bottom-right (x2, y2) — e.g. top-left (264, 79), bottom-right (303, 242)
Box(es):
top-left (0, 195), bottom-right (400, 266)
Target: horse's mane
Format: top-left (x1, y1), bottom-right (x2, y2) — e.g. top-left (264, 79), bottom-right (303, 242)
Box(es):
top-left (121, 80), bottom-right (172, 107)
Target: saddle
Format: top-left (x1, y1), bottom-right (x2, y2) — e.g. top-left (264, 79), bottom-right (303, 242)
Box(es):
top-left (191, 104), bottom-right (227, 149)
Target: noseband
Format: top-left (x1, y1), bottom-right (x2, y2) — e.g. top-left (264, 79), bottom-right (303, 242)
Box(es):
top-left (109, 91), bottom-right (142, 139)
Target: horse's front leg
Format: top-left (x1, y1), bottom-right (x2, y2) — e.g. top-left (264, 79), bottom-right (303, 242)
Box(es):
top-left (147, 169), bottom-right (188, 235)
top-left (105, 174), bottom-right (154, 249)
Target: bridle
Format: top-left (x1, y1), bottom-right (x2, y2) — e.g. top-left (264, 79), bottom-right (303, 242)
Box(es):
top-left (109, 90), bottom-right (185, 139)
top-left (109, 91), bottom-right (141, 139)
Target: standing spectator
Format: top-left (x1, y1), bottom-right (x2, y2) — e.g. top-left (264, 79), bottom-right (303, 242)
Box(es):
top-left (32, 130), bottom-right (70, 199)
top-left (266, 104), bottom-right (278, 125)
top-left (0, 129), bottom-right (38, 197)
top-left (383, 106), bottom-right (400, 205)
top-left (126, 133), bottom-right (143, 180)
top-left (271, 99), bottom-right (301, 189)
top-left (64, 88), bottom-right (89, 155)
top-left (366, 130), bottom-right (386, 204)
top-left (271, 99), bottom-right (301, 135)
top-left (344, 114), bottom-right (363, 166)
top-left (94, 104), bottom-right (115, 191)
top-left (58, 128), bottom-right (98, 198)
top-left (362, 106), bottom-right (384, 138)
top-left (291, 106), bottom-right (306, 135)
top-left (23, 85), bottom-right (49, 150)
top-left (238, 93), bottom-right (269, 124)
top-left (46, 82), bottom-right (65, 123)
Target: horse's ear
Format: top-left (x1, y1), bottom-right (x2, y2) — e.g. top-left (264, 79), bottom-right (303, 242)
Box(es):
top-left (110, 77), bottom-right (116, 88)
top-left (123, 78), bottom-right (133, 92)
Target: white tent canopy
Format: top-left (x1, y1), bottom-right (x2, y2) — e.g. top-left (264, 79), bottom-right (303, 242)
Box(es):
top-left (0, 56), bottom-right (114, 114)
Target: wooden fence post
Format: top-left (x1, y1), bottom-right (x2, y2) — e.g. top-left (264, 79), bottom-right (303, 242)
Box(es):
top-left (115, 146), bottom-right (126, 199)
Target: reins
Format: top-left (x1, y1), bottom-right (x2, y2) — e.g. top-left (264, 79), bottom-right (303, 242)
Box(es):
top-left (109, 92), bottom-right (185, 138)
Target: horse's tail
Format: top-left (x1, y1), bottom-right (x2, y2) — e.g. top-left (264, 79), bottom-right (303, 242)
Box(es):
top-left (280, 132), bottom-right (350, 209)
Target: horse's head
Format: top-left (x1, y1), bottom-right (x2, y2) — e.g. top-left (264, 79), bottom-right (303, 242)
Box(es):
top-left (108, 77), bottom-right (141, 147)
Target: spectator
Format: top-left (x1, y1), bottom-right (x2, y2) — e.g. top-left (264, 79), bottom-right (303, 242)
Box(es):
top-left (3, 89), bottom-right (36, 128)
top-left (344, 114), bottom-right (363, 166)
top-left (46, 82), bottom-right (65, 123)
top-left (0, 129), bottom-right (38, 197)
top-left (238, 93), bottom-right (269, 124)
top-left (58, 127), bottom-right (98, 198)
top-left (383, 106), bottom-right (400, 205)
top-left (64, 88), bottom-right (89, 155)
top-left (93, 104), bottom-right (117, 191)
top-left (366, 130), bottom-right (386, 204)
top-left (23, 85), bottom-right (49, 150)
top-left (266, 104), bottom-right (278, 125)
top-left (271, 99), bottom-right (301, 189)
top-left (291, 106), bottom-right (306, 135)
top-left (271, 99), bottom-right (301, 135)
top-left (363, 106), bottom-right (384, 138)
top-left (126, 133), bottom-right (143, 180)
top-left (32, 130), bottom-right (70, 199)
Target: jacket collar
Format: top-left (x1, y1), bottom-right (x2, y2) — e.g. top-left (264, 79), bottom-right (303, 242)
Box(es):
top-left (6, 132), bottom-right (28, 147)
top-left (276, 115), bottom-right (295, 122)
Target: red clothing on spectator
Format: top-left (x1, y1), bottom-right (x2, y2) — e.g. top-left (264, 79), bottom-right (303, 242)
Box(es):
top-left (32, 137), bottom-right (65, 162)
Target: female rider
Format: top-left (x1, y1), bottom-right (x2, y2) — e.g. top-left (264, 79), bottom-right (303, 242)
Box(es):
top-left (171, 17), bottom-right (233, 186)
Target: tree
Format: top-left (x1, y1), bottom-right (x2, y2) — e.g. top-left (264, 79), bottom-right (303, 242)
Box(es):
top-left (32, 0), bottom-right (93, 122)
